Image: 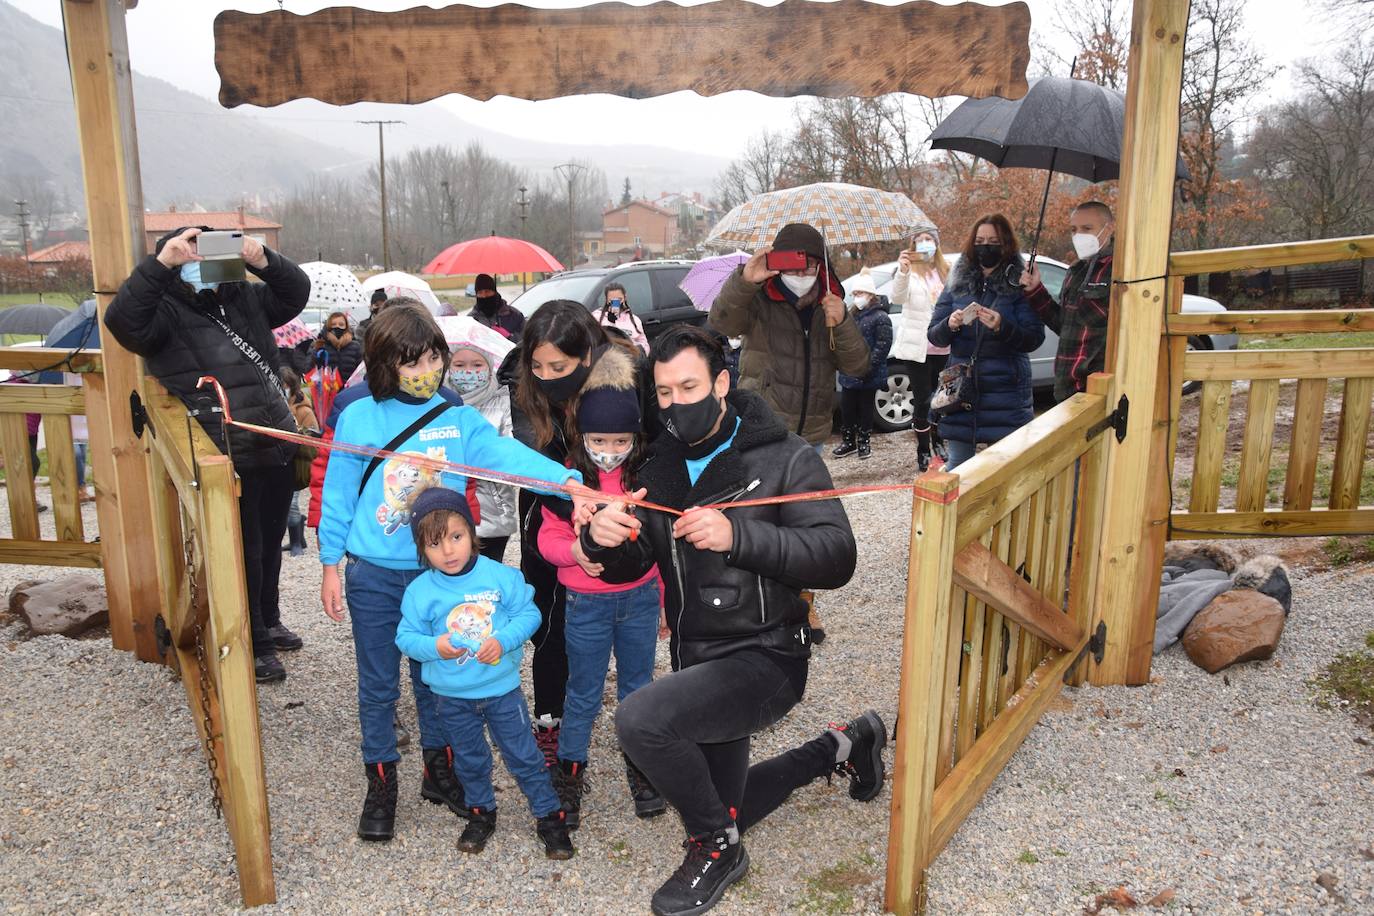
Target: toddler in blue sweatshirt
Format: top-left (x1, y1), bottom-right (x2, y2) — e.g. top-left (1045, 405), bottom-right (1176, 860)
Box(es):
top-left (396, 486), bottom-right (574, 859)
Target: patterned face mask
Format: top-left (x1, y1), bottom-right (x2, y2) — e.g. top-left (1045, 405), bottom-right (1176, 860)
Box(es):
top-left (585, 442), bottom-right (632, 472)
top-left (398, 366), bottom-right (443, 399)
top-left (449, 367), bottom-right (490, 395)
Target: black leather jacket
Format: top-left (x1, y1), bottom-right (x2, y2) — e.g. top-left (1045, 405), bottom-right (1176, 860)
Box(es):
top-left (582, 389), bottom-right (857, 670)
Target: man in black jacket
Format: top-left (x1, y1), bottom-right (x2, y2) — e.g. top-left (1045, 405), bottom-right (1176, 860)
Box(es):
top-left (105, 226), bottom-right (311, 684)
top-left (582, 326), bottom-right (886, 916)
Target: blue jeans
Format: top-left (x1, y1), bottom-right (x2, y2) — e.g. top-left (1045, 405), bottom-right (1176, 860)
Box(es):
top-left (344, 557), bottom-right (445, 764)
top-left (943, 439), bottom-right (978, 470)
top-left (559, 580), bottom-right (660, 764)
top-left (436, 688), bottom-right (561, 817)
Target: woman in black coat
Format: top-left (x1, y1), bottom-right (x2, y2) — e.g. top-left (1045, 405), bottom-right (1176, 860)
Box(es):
top-left (310, 311), bottom-right (364, 382)
top-left (105, 226), bottom-right (311, 684)
top-left (927, 214), bottom-right (1045, 469)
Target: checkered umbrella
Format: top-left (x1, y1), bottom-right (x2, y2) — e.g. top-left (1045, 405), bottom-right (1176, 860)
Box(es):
top-left (705, 182), bottom-right (936, 249)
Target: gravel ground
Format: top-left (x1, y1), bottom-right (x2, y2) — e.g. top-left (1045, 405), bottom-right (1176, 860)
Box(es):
top-left (2, 438), bottom-right (1372, 914)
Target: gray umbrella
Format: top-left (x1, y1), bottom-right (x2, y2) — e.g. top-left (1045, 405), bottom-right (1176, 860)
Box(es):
top-left (0, 303), bottom-right (71, 336)
top-left (929, 76), bottom-right (1191, 183)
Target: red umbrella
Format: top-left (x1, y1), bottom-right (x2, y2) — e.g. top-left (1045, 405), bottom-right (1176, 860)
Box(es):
top-left (423, 235), bottom-right (564, 275)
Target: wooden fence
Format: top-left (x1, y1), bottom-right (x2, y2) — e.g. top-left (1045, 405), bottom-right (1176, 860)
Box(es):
top-left (884, 374), bottom-right (1114, 914)
top-left (1163, 236), bottom-right (1374, 540)
top-left (0, 347), bottom-right (274, 905)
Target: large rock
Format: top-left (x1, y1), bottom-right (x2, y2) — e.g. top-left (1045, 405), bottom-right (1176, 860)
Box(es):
top-left (1182, 590), bottom-right (1286, 674)
top-left (8, 575), bottom-right (109, 637)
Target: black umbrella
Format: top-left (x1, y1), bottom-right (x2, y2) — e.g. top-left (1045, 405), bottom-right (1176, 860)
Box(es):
top-left (929, 76), bottom-right (1191, 259)
top-left (0, 303), bottom-right (71, 337)
top-left (38, 299), bottom-right (100, 383)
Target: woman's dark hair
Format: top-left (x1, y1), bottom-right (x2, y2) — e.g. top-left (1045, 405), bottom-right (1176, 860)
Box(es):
top-left (958, 213), bottom-right (1022, 276)
top-left (326, 311), bottom-right (351, 330)
top-left (279, 366), bottom-right (304, 405)
top-left (650, 325), bottom-right (727, 379)
top-left (412, 507), bottom-right (481, 567)
top-left (363, 302), bottom-right (451, 401)
top-left (513, 300), bottom-right (610, 449)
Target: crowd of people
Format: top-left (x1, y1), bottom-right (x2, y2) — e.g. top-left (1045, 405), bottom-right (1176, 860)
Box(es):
top-left (102, 201), bottom-right (1119, 915)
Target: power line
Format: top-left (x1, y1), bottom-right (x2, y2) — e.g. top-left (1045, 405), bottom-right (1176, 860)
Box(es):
top-left (358, 120), bottom-right (404, 271)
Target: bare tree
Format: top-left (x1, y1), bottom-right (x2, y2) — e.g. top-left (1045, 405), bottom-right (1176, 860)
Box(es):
top-left (714, 131), bottom-right (788, 210)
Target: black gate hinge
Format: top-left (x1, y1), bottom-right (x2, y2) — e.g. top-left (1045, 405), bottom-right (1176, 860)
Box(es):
top-left (130, 391), bottom-right (155, 439)
top-left (1086, 395), bottom-right (1129, 443)
top-left (154, 614), bottom-right (172, 658)
top-left (1063, 621), bottom-right (1108, 683)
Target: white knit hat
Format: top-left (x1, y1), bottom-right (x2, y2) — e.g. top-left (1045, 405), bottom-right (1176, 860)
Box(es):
top-left (850, 267), bottom-right (878, 297)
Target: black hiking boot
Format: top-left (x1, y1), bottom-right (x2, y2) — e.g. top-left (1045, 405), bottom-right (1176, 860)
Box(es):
top-left (421, 746), bottom-right (469, 818)
top-left (553, 758), bottom-right (586, 830)
top-left (357, 761), bottom-right (398, 842)
top-left (285, 520), bottom-right (307, 557)
top-left (829, 710), bottom-right (888, 802)
top-left (831, 426), bottom-right (858, 458)
top-left (456, 806), bottom-right (497, 853)
top-left (254, 653), bottom-right (286, 683)
top-left (624, 752), bottom-right (666, 819)
top-left (651, 826), bottom-right (749, 916)
top-left (856, 429), bottom-right (872, 460)
top-left (915, 424), bottom-right (933, 472)
top-left (537, 809), bottom-right (576, 860)
top-left (268, 624), bottom-right (303, 652)
top-left (533, 715), bottom-right (561, 769)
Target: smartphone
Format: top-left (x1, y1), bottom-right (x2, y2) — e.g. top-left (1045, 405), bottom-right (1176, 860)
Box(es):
top-left (765, 249), bottom-right (808, 272)
top-left (961, 302), bottom-right (981, 321)
top-left (196, 230), bottom-right (246, 283)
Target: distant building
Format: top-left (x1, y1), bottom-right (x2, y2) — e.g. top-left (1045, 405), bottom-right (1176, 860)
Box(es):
top-left (601, 200), bottom-right (679, 257)
top-left (142, 207), bottom-right (282, 255)
top-left (652, 191), bottom-right (720, 247)
top-left (578, 230), bottom-right (605, 258)
top-left (26, 240), bottom-right (91, 264)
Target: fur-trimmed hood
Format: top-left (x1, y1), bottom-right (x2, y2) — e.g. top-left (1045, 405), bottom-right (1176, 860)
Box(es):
top-left (945, 257), bottom-right (1024, 299)
top-left (581, 341), bottom-right (639, 394)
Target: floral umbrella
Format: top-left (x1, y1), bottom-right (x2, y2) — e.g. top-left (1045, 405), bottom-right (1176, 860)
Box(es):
top-left (272, 317), bottom-right (313, 348)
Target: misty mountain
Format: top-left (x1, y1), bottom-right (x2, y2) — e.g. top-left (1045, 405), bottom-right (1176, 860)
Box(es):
top-left (0, 2), bottom-right (727, 217)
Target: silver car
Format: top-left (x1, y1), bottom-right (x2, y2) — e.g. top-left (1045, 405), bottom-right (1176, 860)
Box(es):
top-left (841, 255), bottom-right (1239, 432)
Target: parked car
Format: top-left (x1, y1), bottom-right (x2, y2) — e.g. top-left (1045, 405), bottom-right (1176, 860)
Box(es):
top-left (509, 260), bottom-right (706, 341)
top-left (841, 255), bottom-right (1239, 432)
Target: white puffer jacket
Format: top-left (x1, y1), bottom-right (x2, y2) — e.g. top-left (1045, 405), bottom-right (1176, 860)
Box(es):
top-left (890, 268), bottom-right (947, 362)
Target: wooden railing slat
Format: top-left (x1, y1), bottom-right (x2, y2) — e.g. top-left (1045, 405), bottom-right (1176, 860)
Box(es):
top-left (1169, 508), bottom-right (1374, 538)
top-left (1236, 379), bottom-right (1281, 512)
top-left (0, 384), bottom-right (87, 415)
top-left (954, 542), bottom-right (1083, 652)
top-left (1167, 234), bottom-right (1374, 275)
top-left (996, 503), bottom-right (1030, 708)
top-left (42, 415), bottom-right (83, 544)
top-left (1189, 380), bottom-right (1233, 513)
top-left (0, 348), bottom-right (103, 373)
top-left (1185, 348), bottom-right (1374, 381)
top-left (1284, 378), bottom-right (1328, 511)
top-left (0, 539), bottom-right (102, 568)
top-left (955, 529), bottom-right (991, 758)
top-left (0, 413), bottom-right (39, 541)
top-left (1166, 309), bottom-right (1374, 336)
top-left (1329, 377), bottom-right (1373, 511)
top-left (976, 520), bottom-right (1011, 732)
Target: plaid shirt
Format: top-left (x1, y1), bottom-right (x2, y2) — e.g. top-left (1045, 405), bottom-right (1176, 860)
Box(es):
top-left (1027, 245), bottom-right (1114, 402)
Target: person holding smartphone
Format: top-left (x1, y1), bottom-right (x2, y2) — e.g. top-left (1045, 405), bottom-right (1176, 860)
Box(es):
top-left (926, 214), bottom-right (1045, 470)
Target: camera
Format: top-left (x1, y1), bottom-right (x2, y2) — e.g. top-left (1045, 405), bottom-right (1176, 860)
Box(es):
top-left (195, 230), bottom-right (246, 284)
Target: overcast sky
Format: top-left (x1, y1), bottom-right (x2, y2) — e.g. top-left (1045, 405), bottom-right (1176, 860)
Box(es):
top-left (11, 0), bottom-right (1337, 160)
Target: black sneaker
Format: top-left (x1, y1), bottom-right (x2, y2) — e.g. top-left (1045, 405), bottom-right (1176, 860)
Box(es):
top-left (457, 807), bottom-right (496, 853)
top-left (254, 653), bottom-right (286, 684)
top-left (553, 759), bottom-right (585, 830)
top-left (358, 761), bottom-right (398, 842)
top-left (532, 715), bottom-right (561, 769)
top-left (651, 827), bottom-right (749, 916)
top-left (421, 747), bottom-right (469, 819)
top-left (536, 810), bottom-right (575, 860)
top-left (268, 624), bottom-right (303, 652)
top-left (624, 752), bottom-right (666, 819)
top-left (831, 710), bottom-right (887, 802)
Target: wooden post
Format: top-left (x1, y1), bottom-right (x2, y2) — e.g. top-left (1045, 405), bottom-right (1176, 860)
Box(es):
top-left (884, 474), bottom-right (959, 916)
top-left (1089, 0), bottom-right (1190, 685)
top-left (63, 0), bottom-right (165, 661)
top-left (1071, 374), bottom-right (1113, 687)
top-left (199, 456), bottom-right (274, 906)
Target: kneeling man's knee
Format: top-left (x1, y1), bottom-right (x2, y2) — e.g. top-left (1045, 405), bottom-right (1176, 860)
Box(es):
top-left (615, 687), bottom-right (655, 753)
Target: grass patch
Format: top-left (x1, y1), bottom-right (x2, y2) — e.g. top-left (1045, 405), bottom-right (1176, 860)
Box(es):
top-left (800, 856), bottom-right (879, 914)
top-left (1310, 631), bottom-right (1374, 729)
top-left (1152, 788), bottom-right (1184, 811)
top-left (1017, 849), bottom-right (1040, 864)
top-left (1322, 537), bottom-right (1374, 568)
top-left (1242, 331), bottom-right (1374, 351)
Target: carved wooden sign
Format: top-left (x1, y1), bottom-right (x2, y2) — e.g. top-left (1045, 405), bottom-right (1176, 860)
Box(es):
top-left (214, 0), bottom-right (1030, 108)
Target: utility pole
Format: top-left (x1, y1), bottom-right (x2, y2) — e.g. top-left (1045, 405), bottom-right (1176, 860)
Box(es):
top-left (553, 163), bottom-right (587, 269)
top-left (440, 179), bottom-right (457, 238)
top-left (358, 120), bottom-right (403, 270)
top-left (14, 199), bottom-right (31, 259)
top-left (516, 185), bottom-right (529, 290)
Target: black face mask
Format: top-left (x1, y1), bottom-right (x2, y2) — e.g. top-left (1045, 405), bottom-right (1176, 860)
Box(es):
top-left (974, 244), bottom-right (1003, 269)
top-left (661, 391), bottom-right (724, 445)
top-left (475, 295), bottom-right (501, 316)
top-left (329, 327), bottom-right (346, 339)
top-left (535, 361), bottom-right (591, 405)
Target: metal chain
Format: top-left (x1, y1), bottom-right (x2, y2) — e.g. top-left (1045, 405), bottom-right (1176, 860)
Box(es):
top-left (185, 531), bottom-right (224, 819)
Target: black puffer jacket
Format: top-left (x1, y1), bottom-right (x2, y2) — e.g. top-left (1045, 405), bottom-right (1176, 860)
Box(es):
top-left (581, 389), bottom-right (857, 670)
top-left (104, 235), bottom-right (310, 470)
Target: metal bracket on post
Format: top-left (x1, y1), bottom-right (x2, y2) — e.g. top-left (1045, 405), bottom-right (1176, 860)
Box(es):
top-left (1063, 621), bottom-right (1108, 683)
top-left (153, 614), bottom-right (172, 658)
top-left (1086, 395), bottom-right (1129, 443)
top-left (129, 390), bottom-right (154, 439)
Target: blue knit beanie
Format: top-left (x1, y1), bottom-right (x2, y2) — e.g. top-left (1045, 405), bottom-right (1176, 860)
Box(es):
top-left (409, 485), bottom-right (475, 530)
top-left (577, 386), bottom-right (642, 434)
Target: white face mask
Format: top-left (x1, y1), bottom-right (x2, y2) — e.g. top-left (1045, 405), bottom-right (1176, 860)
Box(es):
top-left (780, 273), bottom-right (817, 296)
top-left (585, 443), bottom-right (631, 473)
top-left (1072, 229), bottom-right (1104, 260)
top-left (915, 240), bottom-right (937, 258)
top-left (853, 294), bottom-right (872, 309)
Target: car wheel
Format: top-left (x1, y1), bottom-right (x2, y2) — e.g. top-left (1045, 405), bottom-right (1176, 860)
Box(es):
top-left (874, 368), bottom-right (915, 432)
top-left (1183, 336), bottom-right (1211, 396)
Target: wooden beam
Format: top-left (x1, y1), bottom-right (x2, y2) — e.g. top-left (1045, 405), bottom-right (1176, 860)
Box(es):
top-left (1166, 309), bottom-right (1374, 336)
top-left (1169, 508), bottom-right (1374, 539)
top-left (1071, 374), bottom-right (1112, 687)
top-left (1168, 234), bottom-right (1374, 275)
top-left (0, 540), bottom-right (103, 568)
top-left (1091, 0), bottom-right (1189, 686)
top-left (884, 473), bottom-right (959, 916)
top-left (0, 348), bottom-right (103, 373)
top-left (63, 0), bottom-right (164, 662)
top-left (0, 384), bottom-right (87, 415)
top-left (214, 0), bottom-right (1031, 107)
top-left (1184, 348), bottom-right (1374, 381)
top-left (953, 542), bottom-right (1083, 652)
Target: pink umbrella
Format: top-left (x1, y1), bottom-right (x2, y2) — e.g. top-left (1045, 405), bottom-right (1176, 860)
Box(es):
top-left (273, 317), bottom-right (312, 348)
top-left (423, 235), bottom-right (564, 275)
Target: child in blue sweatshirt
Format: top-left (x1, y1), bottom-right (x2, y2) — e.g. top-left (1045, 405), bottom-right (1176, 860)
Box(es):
top-left (396, 486), bottom-right (574, 859)
top-left (318, 303), bottom-right (584, 843)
